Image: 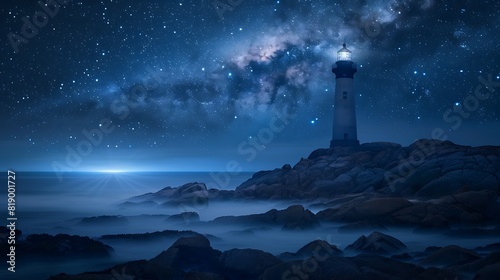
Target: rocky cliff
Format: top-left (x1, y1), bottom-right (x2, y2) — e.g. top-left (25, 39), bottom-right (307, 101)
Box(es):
top-left (234, 139), bottom-right (500, 199)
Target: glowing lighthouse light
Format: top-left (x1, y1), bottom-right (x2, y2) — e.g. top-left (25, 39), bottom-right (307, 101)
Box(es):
top-left (337, 43), bottom-right (352, 61)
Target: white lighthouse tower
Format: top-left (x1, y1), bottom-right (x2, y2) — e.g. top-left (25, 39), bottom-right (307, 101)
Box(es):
top-left (330, 43), bottom-right (360, 147)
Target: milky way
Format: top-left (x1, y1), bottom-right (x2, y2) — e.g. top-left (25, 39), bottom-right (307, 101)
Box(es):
top-left (1, 0), bottom-right (499, 172)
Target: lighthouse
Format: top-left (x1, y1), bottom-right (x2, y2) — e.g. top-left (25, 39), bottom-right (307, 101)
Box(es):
top-left (330, 43), bottom-right (360, 147)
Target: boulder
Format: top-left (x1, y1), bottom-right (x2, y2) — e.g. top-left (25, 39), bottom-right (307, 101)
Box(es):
top-left (266, 253), bottom-right (435, 280)
top-left (419, 245), bottom-right (481, 267)
top-left (415, 214), bottom-right (450, 231)
top-left (99, 229), bottom-right (203, 242)
top-left (218, 248), bottom-right (281, 279)
top-left (296, 240), bottom-right (343, 258)
top-left (412, 267), bottom-right (460, 280)
top-left (260, 257), bottom-right (362, 280)
top-left (475, 243), bottom-right (500, 253)
top-left (345, 231), bottom-right (407, 255)
top-left (318, 256), bottom-right (364, 279)
top-left (334, 197), bottom-right (413, 222)
top-left (150, 235), bottom-right (221, 273)
top-left (127, 182), bottom-right (225, 206)
top-left (447, 190), bottom-right (496, 212)
top-left (315, 207), bottom-right (340, 222)
top-left (392, 202), bottom-right (481, 227)
top-left (278, 240), bottom-right (342, 261)
top-left (49, 260), bottom-right (183, 280)
top-left (350, 254), bottom-right (424, 279)
top-left (166, 212), bottom-right (200, 223)
top-left (459, 252), bottom-right (500, 273)
top-left (474, 262), bottom-right (500, 280)
top-left (213, 205), bottom-right (319, 230)
top-left (278, 205), bottom-right (319, 230)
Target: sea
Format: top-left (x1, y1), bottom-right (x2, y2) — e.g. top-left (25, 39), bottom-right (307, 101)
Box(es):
top-left (1, 171), bottom-right (256, 279)
top-left (1, 171), bottom-right (255, 224)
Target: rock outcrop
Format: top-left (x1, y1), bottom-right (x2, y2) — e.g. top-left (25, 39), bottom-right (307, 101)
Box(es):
top-left (212, 205), bottom-right (319, 230)
top-left (126, 182), bottom-right (234, 206)
top-left (48, 235), bottom-right (500, 280)
top-left (2, 233), bottom-right (113, 260)
top-left (345, 231), bottom-right (407, 255)
top-left (234, 139), bottom-right (500, 199)
top-left (99, 229), bottom-right (210, 241)
top-left (316, 189), bottom-right (498, 228)
top-left (166, 211), bottom-right (200, 223)
top-left (121, 140), bottom-right (500, 229)
top-left (150, 235), bottom-right (221, 273)
top-left (419, 245), bottom-right (481, 267)
top-left (278, 239), bottom-right (343, 261)
top-left (218, 248), bottom-right (281, 279)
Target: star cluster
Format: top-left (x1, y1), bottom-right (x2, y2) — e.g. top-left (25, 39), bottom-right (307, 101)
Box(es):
top-left (1, 0), bottom-right (499, 171)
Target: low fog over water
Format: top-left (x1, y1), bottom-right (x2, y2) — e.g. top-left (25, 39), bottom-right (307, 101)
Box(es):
top-left (1, 172), bottom-right (498, 280)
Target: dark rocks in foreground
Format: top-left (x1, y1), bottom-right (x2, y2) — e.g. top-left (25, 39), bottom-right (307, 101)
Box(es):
top-left (49, 234), bottom-right (482, 280)
top-left (150, 235), bottom-right (221, 273)
top-left (345, 231), bottom-right (407, 255)
top-left (218, 248), bottom-right (282, 279)
top-left (277, 239), bottom-right (343, 261)
top-left (475, 262), bottom-right (500, 280)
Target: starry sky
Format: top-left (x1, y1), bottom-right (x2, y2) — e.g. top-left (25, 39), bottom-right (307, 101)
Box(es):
top-left (1, 0), bottom-right (499, 173)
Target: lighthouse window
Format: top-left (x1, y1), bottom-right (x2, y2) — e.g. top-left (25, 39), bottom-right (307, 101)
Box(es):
top-left (343, 91), bottom-right (347, 99)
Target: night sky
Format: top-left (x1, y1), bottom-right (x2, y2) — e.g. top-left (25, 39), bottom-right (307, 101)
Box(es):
top-left (1, 0), bottom-right (499, 173)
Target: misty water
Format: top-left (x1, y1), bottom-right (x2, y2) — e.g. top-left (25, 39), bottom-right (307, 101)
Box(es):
top-left (0, 172), bottom-right (497, 279)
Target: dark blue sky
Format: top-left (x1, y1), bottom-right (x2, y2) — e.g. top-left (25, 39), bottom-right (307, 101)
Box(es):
top-left (1, 0), bottom-right (499, 174)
